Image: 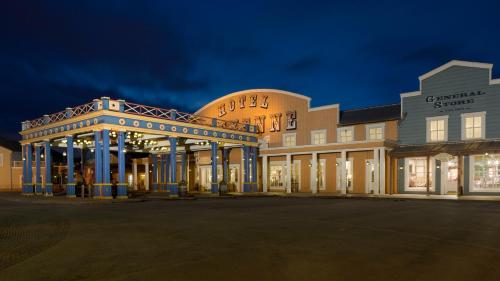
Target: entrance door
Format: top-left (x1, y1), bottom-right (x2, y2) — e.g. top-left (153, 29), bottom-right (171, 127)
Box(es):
top-left (229, 164), bottom-right (240, 192)
top-left (270, 162), bottom-right (286, 191)
top-left (365, 159), bottom-right (375, 193)
top-left (199, 166), bottom-right (212, 192)
top-left (444, 157), bottom-right (458, 193)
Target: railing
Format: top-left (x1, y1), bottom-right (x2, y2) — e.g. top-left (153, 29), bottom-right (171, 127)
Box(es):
top-left (24, 101), bottom-right (96, 130)
top-left (23, 99), bottom-right (259, 134)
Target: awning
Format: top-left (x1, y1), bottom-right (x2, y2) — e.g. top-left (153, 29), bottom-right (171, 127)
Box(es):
top-left (390, 140), bottom-right (500, 157)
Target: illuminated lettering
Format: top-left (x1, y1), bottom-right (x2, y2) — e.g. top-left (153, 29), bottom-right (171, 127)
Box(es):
top-left (239, 96), bottom-right (246, 109)
top-left (250, 95), bottom-right (257, 107)
top-left (286, 111), bottom-right (297, 130)
top-left (229, 99), bottom-right (235, 111)
top-left (269, 113), bottom-right (282, 132)
top-left (260, 96), bottom-right (269, 109)
top-left (254, 115), bottom-right (266, 132)
top-left (218, 104), bottom-right (226, 117)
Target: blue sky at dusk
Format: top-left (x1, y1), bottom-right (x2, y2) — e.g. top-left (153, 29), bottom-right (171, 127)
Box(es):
top-left (1, 0), bottom-right (500, 138)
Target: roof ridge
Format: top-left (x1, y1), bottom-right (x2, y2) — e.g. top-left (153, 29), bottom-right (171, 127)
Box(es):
top-left (341, 103), bottom-right (400, 112)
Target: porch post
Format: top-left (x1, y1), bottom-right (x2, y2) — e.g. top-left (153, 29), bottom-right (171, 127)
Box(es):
top-left (35, 144), bottom-right (42, 195)
top-left (340, 150), bottom-right (347, 194)
top-left (66, 135), bottom-right (76, 198)
top-left (160, 154), bottom-right (166, 192)
top-left (144, 160), bottom-right (150, 190)
top-left (379, 148), bottom-right (386, 195)
top-left (93, 131), bottom-right (102, 198)
top-left (169, 137), bottom-right (178, 196)
top-left (311, 152), bottom-right (318, 194)
top-left (262, 155), bottom-right (268, 192)
top-left (373, 149), bottom-right (380, 195)
top-left (44, 141), bottom-right (53, 196)
top-left (181, 151), bottom-right (187, 182)
top-left (25, 144), bottom-right (33, 195)
top-left (210, 141), bottom-right (218, 193)
top-left (243, 146), bottom-right (250, 192)
top-left (117, 131), bottom-right (127, 199)
top-left (286, 153), bottom-right (292, 193)
top-left (251, 146), bottom-right (258, 192)
top-left (22, 145), bottom-right (27, 194)
top-left (102, 129), bottom-right (112, 199)
top-left (152, 154), bottom-right (158, 192)
top-left (132, 159), bottom-right (138, 190)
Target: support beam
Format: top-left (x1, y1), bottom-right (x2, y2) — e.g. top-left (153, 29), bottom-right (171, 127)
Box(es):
top-left (94, 131), bottom-right (102, 198)
top-left (210, 141), bottom-right (218, 193)
top-left (44, 141), bottom-right (53, 196)
top-left (35, 144), bottom-right (42, 195)
top-left (379, 148), bottom-right (386, 195)
top-left (340, 150), bottom-right (347, 194)
top-left (243, 146), bottom-right (250, 192)
top-left (144, 160), bottom-right (150, 191)
top-left (251, 147), bottom-right (258, 192)
top-left (169, 137), bottom-right (178, 197)
top-left (262, 155), bottom-right (268, 192)
top-left (311, 152), bottom-right (318, 194)
top-left (181, 152), bottom-right (187, 182)
top-left (24, 144), bottom-right (33, 195)
top-left (152, 154), bottom-right (158, 192)
top-left (66, 135), bottom-right (76, 198)
top-left (286, 153), bottom-right (292, 193)
top-left (117, 131), bottom-right (127, 199)
top-left (373, 149), bottom-right (380, 195)
top-left (102, 129), bottom-right (112, 199)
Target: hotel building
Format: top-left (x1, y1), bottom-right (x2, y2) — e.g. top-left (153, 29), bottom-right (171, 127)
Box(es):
top-left (15, 60), bottom-right (500, 198)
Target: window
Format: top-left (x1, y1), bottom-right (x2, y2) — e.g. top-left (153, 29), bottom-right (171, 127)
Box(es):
top-left (462, 112), bottom-right (486, 140)
top-left (470, 154), bottom-right (500, 192)
top-left (426, 116), bottom-right (448, 142)
top-left (366, 123), bottom-right (384, 140)
top-left (405, 157), bottom-right (434, 191)
top-left (282, 133), bottom-right (296, 147)
top-left (337, 127), bottom-right (354, 143)
top-left (317, 159), bottom-right (326, 190)
top-left (311, 130), bottom-right (327, 145)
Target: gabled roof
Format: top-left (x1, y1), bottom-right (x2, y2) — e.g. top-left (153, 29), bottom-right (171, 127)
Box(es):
top-left (0, 137), bottom-right (21, 152)
top-left (339, 104), bottom-right (400, 125)
top-left (419, 60), bottom-right (493, 81)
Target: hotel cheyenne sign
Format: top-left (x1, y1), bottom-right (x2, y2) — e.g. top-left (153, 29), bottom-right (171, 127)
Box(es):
top-left (217, 94), bottom-right (297, 133)
top-left (426, 90), bottom-right (486, 110)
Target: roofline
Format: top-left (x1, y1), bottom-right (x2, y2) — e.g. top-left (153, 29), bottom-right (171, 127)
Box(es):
top-left (340, 103), bottom-right (400, 113)
top-left (194, 89), bottom-right (312, 115)
top-left (339, 117), bottom-right (400, 126)
top-left (419, 60), bottom-right (493, 81)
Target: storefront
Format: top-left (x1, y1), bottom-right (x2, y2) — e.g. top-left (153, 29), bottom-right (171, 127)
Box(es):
top-left (392, 60), bottom-right (500, 195)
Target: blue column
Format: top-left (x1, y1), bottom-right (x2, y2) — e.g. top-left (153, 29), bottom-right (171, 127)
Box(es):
top-left (117, 131), bottom-right (127, 199)
top-left (160, 154), bottom-right (165, 192)
top-left (35, 145), bottom-right (42, 194)
top-left (24, 144), bottom-right (33, 195)
top-left (211, 141), bottom-right (218, 193)
top-left (44, 141), bottom-right (53, 196)
top-left (169, 137), bottom-right (178, 196)
top-left (251, 147), bottom-right (258, 192)
top-left (102, 129), bottom-right (112, 198)
top-left (243, 146), bottom-right (250, 192)
top-left (165, 153), bottom-right (170, 191)
top-left (152, 154), bottom-right (158, 192)
top-left (222, 148), bottom-right (230, 183)
top-left (22, 145), bottom-right (27, 194)
top-left (66, 136), bottom-right (75, 197)
top-left (94, 131), bottom-right (102, 198)
top-left (181, 152), bottom-right (187, 182)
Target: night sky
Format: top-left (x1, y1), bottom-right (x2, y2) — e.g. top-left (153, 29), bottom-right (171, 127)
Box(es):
top-left (2, 0), bottom-right (500, 139)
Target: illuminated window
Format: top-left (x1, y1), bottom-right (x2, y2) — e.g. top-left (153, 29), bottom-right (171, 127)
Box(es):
top-left (462, 112), bottom-right (485, 140)
top-left (366, 123), bottom-right (384, 140)
top-left (0, 153), bottom-right (3, 167)
top-left (283, 133), bottom-right (296, 147)
top-left (426, 116), bottom-right (448, 142)
top-left (405, 157), bottom-right (434, 191)
top-left (336, 159), bottom-right (353, 190)
top-left (337, 127), bottom-right (353, 143)
top-left (317, 159), bottom-right (326, 190)
top-left (311, 130), bottom-right (326, 145)
top-left (470, 154), bottom-right (500, 192)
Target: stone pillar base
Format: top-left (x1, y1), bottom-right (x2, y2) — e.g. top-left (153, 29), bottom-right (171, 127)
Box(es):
top-left (211, 182), bottom-right (219, 194)
top-left (66, 184), bottom-right (76, 197)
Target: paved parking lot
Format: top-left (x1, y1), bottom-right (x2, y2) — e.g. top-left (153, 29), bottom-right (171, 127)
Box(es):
top-left (1, 193), bottom-right (500, 281)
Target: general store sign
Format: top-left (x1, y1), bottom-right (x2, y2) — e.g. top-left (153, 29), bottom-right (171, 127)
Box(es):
top-left (425, 90), bottom-right (486, 110)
